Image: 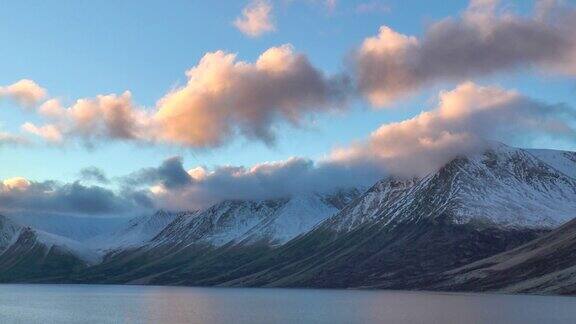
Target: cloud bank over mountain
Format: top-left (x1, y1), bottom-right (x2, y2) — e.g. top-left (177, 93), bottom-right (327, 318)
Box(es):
top-left (1, 0), bottom-right (575, 214)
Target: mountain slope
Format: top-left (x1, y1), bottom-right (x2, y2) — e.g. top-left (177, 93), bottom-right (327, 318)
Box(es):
top-left (2, 144), bottom-right (576, 293)
top-left (436, 217), bottom-right (576, 295)
top-left (528, 149), bottom-right (576, 179)
top-left (207, 145), bottom-right (576, 289)
top-left (75, 191), bottom-right (359, 285)
top-left (9, 213), bottom-right (124, 242)
top-left (0, 215), bottom-right (100, 282)
top-left (324, 144), bottom-right (576, 233)
top-left (150, 190), bottom-right (359, 249)
top-left (0, 215), bottom-right (21, 253)
top-left (89, 210), bottom-right (184, 251)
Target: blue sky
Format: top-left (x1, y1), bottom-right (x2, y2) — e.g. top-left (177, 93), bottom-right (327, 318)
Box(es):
top-left (0, 0), bottom-right (575, 184)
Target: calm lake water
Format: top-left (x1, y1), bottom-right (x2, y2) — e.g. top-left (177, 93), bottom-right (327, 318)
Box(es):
top-left (1, 284), bottom-right (575, 324)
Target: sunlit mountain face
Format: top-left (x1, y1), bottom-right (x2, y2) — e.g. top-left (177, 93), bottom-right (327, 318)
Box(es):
top-left (1, 0), bottom-right (576, 297)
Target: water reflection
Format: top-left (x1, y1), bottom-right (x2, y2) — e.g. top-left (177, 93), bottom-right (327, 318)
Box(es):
top-left (0, 284), bottom-right (575, 324)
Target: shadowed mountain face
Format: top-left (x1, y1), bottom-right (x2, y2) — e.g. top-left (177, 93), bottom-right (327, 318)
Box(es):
top-left (1, 144), bottom-right (576, 294)
top-left (199, 145), bottom-right (569, 289)
top-left (0, 219), bottom-right (97, 283)
top-left (434, 217), bottom-right (576, 295)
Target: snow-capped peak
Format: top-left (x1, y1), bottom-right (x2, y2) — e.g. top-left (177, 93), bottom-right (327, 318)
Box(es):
top-left (89, 210), bottom-right (193, 251)
top-left (323, 144), bottom-right (576, 233)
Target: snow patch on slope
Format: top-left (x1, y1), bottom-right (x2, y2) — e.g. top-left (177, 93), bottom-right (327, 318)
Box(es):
top-left (527, 148), bottom-right (576, 179)
top-left (34, 229), bottom-right (102, 265)
top-left (324, 144), bottom-right (576, 233)
top-left (89, 210), bottom-right (185, 251)
top-left (150, 189), bottom-right (360, 249)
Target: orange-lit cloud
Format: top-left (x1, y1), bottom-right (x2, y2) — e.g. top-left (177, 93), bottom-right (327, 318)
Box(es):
top-left (0, 79), bottom-right (47, 107)
top-left (23, 91), bottom-right (152, 146)
top-left (331, 82), bottom-right (576, 176)
top-left (21, 45), bottom-right (348, 148)
top-left (2, 177), bottom-right (31, 191)
top-left (154, 44), bottom-right (347, 147)
top-left (21, 123), bottom-right (63, 144)
top-left (355, 0), bottom-right (576, 106)
top-left (125, 82), bottom-right (576, 209)
top-left (234, 0), bottom-right (275, 37)
top-left (5, 81), bottom-right (576, 211)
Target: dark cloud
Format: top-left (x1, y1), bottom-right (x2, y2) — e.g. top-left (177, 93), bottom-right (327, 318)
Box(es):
top-left (142, 156), bottom-right (378, 210)
top-left (124, 156), bottom-right (193, 189)
top-left (0, 179), bottom-right (149, 216)
top-left (79, 167), bottom-right (110, 184)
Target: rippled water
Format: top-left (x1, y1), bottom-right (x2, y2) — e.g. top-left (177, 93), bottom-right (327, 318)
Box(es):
top-left (1, 284), bottom-right (575, 323)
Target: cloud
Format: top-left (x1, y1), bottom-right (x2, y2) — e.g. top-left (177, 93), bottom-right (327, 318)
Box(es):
top-left (331, 81), bottom-right (576, 176)
top-left (79, 167), bottom-right (110, 185)
top-left (355, 0), bottom-right (576, 106)
top-left (109, 81), bottom-right (576, 210)
top-left (21, 123), bottom-right (63, 143)
top-left (133, 156), bottom-right (374, 210)
top-left (2, 177), bottom-right (31, 191)
top-left (0, 79), bottom-right (47, 107)
top-left (8, 81), bottom-right (576, 212)
top-left (234, 0), bottom-right (276, 37)
top-left (22, 91), bottom-right (150, 146)
top-left (0, 132), bottom-right (28, 147)
top-left (3, 48), bottom-right (338, 151)
top-left (22, 45), bottom-right (349, 148)
top-left (124, 156), bottom-right (193, 189)
top-left (153, 44), bottom-right (349, 147)
top-left (0, 178), bottom-right (148, 215)
top-left (7, 0), bottom-right (576, 155)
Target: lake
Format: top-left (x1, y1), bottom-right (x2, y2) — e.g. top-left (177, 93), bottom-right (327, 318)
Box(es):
top-left (0, 284), bottom-right (575, 323)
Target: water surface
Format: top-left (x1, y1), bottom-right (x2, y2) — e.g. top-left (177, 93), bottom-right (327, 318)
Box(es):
top-left (1, 284), bottom-right (575, 323)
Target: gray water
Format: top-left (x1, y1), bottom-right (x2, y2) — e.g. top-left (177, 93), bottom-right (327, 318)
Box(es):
top-left (1, 284), bottom-right (575, 324)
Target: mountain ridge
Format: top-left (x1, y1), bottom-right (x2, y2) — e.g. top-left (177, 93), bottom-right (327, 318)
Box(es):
top-left (1, 143), bottom-right (575, 295)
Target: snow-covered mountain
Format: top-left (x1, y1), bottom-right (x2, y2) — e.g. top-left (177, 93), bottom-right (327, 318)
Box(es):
top-left (149, 189), bottom-right (360, 249)
top-left (89, 210), bottom-right (186, 251)
top-left (210, 144), bottom-right (576, 289)
top-left (527, 148), bottom-right (576, 179)
top-left (0, 214), bottom-right (101, 282)
top-left (1, 143), bottom-right (576, 293)
top-left (323, 144), bottom-right (576, 234)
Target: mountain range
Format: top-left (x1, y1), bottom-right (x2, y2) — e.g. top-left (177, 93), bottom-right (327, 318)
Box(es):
top-left (1, 143), bottom-right (576, 295)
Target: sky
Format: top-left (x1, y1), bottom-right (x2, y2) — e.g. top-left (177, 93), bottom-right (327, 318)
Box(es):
top-left (0, 0), bottom-right (575, 217)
